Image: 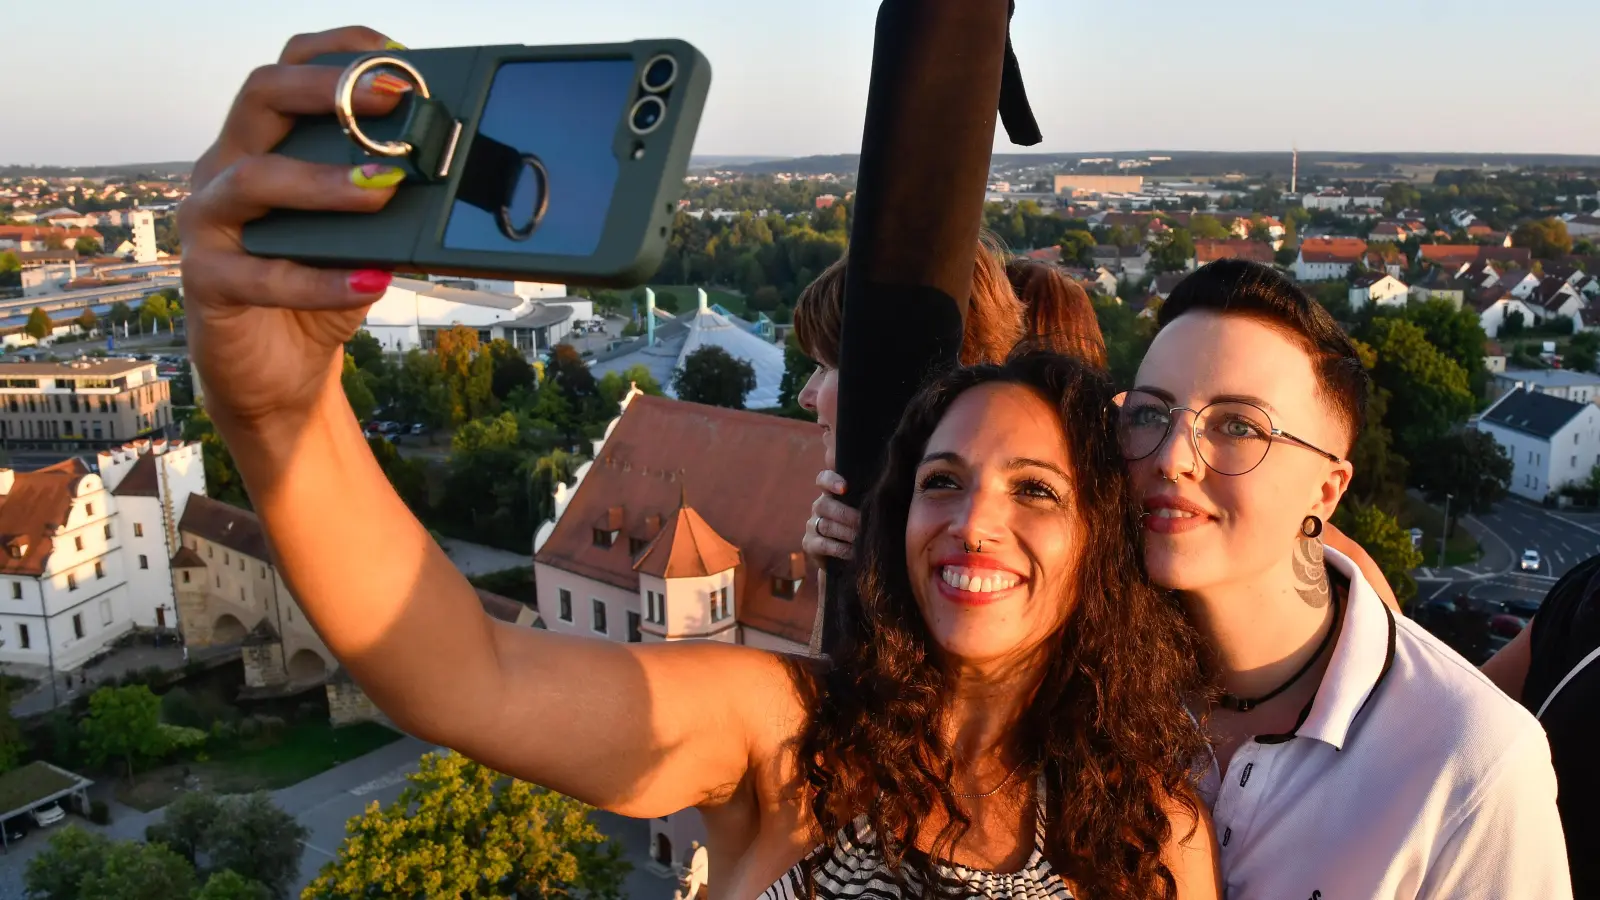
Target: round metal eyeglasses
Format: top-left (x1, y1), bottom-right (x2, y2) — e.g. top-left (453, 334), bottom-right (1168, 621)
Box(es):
top-left (1114, 390), bottom-right (1344, 477)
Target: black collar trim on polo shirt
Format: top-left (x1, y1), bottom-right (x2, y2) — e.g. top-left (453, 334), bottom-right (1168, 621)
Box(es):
top-left (1346, 602), bottom-right (1398, 735)
top-left (1254, 576), bottom-right (1353, 746)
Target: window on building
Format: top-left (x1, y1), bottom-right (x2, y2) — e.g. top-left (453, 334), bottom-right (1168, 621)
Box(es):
top-left (558, 589), bottom-right (572, 622)
top-left (73, 536), bottom-right (82, 551)
top-left (772, 576), bottom-right (803, 599)
top-left (208, 545), bottom-right (213, 558)
top-left (129, 522), bottom-right (144, 538)
top-left (709, 587), bottom-right (730, 622)
top-left (99, 599), bottom-right (112, 626)
top-left (139, 555), bottom-right (148, 570)
top-left (68, 396), bottom-right (78, 414)
top-left (592, 528), bottom-right (616, 548)
top-left (9, 583), bottom-right (18, 600)
top-left (1574, 456), bottom-right (1579, 468)
top-left (17, 624), bottom-right (29, 649)
top-left (67, 573), bottom-right (77, 591)
top-left (260, 566), bottom-right (266, 579)
top-left (103, 524), bottom-right (111, 540)
top-left (592, 599), bottom-right (608, 634)
top-left (239, 558), bottom-right (244, 571)
top-left (240, 587), bottom-right (245, 603)
top-left (85, 503), bottom-right (93, 517)
top-left (94, 561), bottom-right (104, 579)
top-left (224, 552), bottom-right (229, 565)
top-left (646, 590), bottom-right (665, 625)
top-left (72, 613), bottom-right (83, 639)
top-left (181, 571), bottom-right (190, 584)
top-left (629, 537), bottom-right (649, 555)
top-left (215, 575), bottom-right (220, 588)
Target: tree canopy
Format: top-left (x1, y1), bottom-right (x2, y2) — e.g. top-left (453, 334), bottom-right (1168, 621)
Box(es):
top-left (303, 751), bottom-right (629, 900)
top-left (1412, 430), bottom-right (1513, 520)
top-left (1333, 501), bottom-right (1424, 607)
top-left (25, 307), bottom-right (52, 341)
top-left (145, 791), bottom-right (306, 899)
top-left (1512, 217), bottom-right (1573, 259)
top-left (672, 345), bottom-right (758, 409)
top-left (79, 684), bottom-right (167, 779)
top-left (1358, 317), bottom-right (1476, 459)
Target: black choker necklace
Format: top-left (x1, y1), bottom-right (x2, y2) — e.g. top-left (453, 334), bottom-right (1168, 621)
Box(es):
top-left (1218, 590), bottom-right (1342, 713)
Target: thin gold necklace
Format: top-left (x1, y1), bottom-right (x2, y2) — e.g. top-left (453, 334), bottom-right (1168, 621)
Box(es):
top-left (950, 759), bottom-right (1028, 799)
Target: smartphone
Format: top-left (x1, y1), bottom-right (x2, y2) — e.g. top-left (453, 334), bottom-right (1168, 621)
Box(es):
top-left (242, 40), bottom-right (710, 287)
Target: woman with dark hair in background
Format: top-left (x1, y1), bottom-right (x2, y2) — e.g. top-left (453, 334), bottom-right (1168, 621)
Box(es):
top-left (177, 27), bottom-right (1219, 896)
top-left (1123, 259), bottom-right (1567, 898)
top-left (1004, 258), bottom-right (1107, 369)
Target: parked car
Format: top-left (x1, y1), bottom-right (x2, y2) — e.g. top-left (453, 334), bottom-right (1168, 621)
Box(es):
top-left (409, 423), bottom-right (425, 435)
top-left (3, 816), bottom-right (30, 843)
top-left (1521, 549), bottom-right (1542, 572)
top-left (31, 804), bottom-right (64, 828)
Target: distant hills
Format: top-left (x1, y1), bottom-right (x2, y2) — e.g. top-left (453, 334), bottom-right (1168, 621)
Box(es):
top-left (1, 162), bottom-right (193, 179)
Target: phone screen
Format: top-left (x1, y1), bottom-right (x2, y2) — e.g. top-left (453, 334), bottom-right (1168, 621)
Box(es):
top-left (442, 58), bottom-right (635, 256)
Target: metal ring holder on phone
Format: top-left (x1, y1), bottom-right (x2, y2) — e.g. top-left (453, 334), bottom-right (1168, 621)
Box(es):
top-left (334, 54), bottom-right (464, 181)
top-left (498, 155), bottom-right (550, 241)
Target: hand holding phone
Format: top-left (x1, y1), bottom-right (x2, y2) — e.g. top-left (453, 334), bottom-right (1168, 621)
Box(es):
top-left (243, 39), bottom-right (710, 287)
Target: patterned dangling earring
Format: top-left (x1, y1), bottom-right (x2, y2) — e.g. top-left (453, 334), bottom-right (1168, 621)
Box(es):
top-left (1301, 515), bottom-right (1324, 539)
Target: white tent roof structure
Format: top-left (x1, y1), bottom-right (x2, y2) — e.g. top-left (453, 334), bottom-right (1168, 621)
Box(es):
top-left (590, 289), bottom-right (785, 409)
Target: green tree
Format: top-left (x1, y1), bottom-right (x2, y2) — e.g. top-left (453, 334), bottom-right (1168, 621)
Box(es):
top-left (1392, 299), bottom-right (1490, 396)
top-left (345, 330), bottom-right (385, 371)
top-left (392, 349), bottom-right (451, 430)
top-left (25, 307), bottom-right (52, 342)
top-left (182, 408), bottom-right (250, 508)
top-left (1149, 228), bottom-right (1196, 273)
top-left (107, 300), bottom-right (135, 331)
top-left (1095, 296), bottom-right (1157, 389)
top-left (1345, 340), bottom-right (1408, 513)
top-left (303, 751), bottom-right (628, 900)
top-left (486, 339), bottom-right (534, 403)
top-left (74, 236), bottom-right (99, 256)
top-left (597, 364), bottom-right (664, 410)
top-left (750, 285), bottom-right (782, 312)
top-left (1412, 430), bottom-right (1512, 525)
top-left (78, 839), bottom-right (197, 900)
top-left (193, 870), bottom-right (272, 900)
top-left (340, 353), bottom-right (377, 422)
top-left (436, 325), bottom-right (482, 427)
top-left (368, 435), bottom-right (429, 510)
top-left (529, 449), bottom-right (579, 524)
top-left (80, 684), bottom-right (168, 779)
top-left (673, 345), bottom-right (758, 409)
top-left (147, 792), bottom-right (306, 898)
top-left (544, 343), bottom-right (598, 404)
top-left (1512, 217), bottom-right (1573, 259)
top-left (1057, 229), bottom-right (1097, 267)
top-left (0, 250), bottom-right (19, 274)
top-left (0, 686), bottom-right (22, 775)
top-left (24, 825), bottom-right (111, 900)
top-left (1360, 318), bottom-right (1476, 460)
top-left (1567, 330), bottom-right (1600, 373)
top-left (777, 331), bottom-right (817, 415)
top-left (1332, 501), bottom-right (1424, 607)
top-left (1502, 308), bottom-right (1526, 336)
top-left (1188, 215), bottom-right (1231, 240)
top-left (139, 293), bottom-right (173, 332)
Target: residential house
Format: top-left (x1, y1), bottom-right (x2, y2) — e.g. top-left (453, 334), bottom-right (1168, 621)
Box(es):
top-left (1409, 269), bottom-right (1470, 310)
top-left (1302, 191), bottom-right (1352, 210)
top-left (96, 439), bottom-right (207, 632)
top-left (0, 226), bottom-right (104, 253)
top-left (1485, 341), bottom-right (1507, 375)
top-left (1471, 286), bottom-right (1537, 338)
top-left (532, 388), bottom-right (823, 873)
top-left (1293, 238), bottom-right (1368, 281)
top-left (1084, 266), bottom-right (1120, 298)
top-left (1565, 215), bottom-right (1600, 238)
top-left (1487, 268), bottom-right (1541, 299)
top-left (1368, 222), bottom-right (1408, 242)
top-left (1491, 369), bottom-right (1600, 405)
top-left (1153, 272), bottom-right (1187, 301)
top-left (1476, 388), bottom-right (1600, 500)
top-left (1195, 239), bottom-right (1274, 266)
top-left (1363, 249), bottom-right (1405, 279)
top-left (1348, 274), bottom-right (1409, 312)
top-left (1450, 209), bottom-right (1480, 230)
top-left (1420, 244), bottom-right (1533, 271)
top-left (1527, 276), bottom-right (1587, 329)
top-left (1541, 262), bottom-right (1586, 287)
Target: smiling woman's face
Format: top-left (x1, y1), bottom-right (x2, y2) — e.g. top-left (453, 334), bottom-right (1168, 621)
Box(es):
top-left (904, 382), bottom-right (1081, 666)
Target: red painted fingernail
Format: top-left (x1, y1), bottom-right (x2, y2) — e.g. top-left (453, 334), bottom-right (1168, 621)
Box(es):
top-left (348, 270), bottom-right (393, 294)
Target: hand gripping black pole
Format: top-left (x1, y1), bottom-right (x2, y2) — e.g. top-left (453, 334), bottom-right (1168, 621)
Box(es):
top-left (821, 0), bottom-right (1030, 655)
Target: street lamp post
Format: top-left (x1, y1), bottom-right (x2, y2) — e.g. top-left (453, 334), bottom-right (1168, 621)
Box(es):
top-left (1438, 493), bottom-right (1454, 570)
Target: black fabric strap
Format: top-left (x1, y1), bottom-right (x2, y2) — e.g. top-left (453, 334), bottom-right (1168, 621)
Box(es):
top-left (999, 0), bottom-right (1041, 146)
top-left (454, 132), bottom-right (525, 217)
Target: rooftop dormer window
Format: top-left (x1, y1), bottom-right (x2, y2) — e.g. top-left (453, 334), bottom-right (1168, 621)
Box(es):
top-left (592, 528), bottom-right (618, 548)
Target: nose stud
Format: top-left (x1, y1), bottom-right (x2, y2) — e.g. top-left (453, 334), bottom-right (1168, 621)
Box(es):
top-left (963, 540), bottom-right (984, 553)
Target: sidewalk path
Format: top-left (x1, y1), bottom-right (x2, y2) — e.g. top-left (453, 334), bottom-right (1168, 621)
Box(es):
top-left (437, 537), bottom-right (530, 576)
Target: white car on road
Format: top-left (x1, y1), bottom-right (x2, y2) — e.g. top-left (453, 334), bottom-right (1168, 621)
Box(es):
top-left (30, 804), bottom-right (63, 828)
top-left (1520, 549), bottom-right (1542, 573)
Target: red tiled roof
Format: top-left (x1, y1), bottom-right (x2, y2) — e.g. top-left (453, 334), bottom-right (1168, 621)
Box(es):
top-left (0, 225), bottom-right (103, 242)
top-left (476, 589), bottom-right (528, 624)
top-left (1299, 237), bottom-right (1368, 264)
top-left (1196, 239), bottom-right (1273, 265)
top-left (1420, 245), bottom-right (1533, 267)
top-left (0, 459), bottom-right (93, 577)
top-left (112, 453), bottom-right (160, 498)
top-left (170, 546), bottom-right (205, 568)
top-left (535, 395), bottom-right (825, 645)
top-left (634, 503), bottom-right (741, 579)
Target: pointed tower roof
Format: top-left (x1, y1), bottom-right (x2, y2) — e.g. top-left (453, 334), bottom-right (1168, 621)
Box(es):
top-left (633, 500), bottom-right (741, 579)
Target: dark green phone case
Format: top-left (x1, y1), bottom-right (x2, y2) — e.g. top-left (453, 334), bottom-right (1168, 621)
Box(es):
top-left (241, 39), bottom-right (710, 287)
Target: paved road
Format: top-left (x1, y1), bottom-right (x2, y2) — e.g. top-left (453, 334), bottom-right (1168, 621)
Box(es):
top-left (1477, 499), bottom-right (1600, 578)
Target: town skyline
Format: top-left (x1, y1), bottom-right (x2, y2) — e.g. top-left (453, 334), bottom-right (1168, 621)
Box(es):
top-left (8, 0), bottom-right (1600, 165)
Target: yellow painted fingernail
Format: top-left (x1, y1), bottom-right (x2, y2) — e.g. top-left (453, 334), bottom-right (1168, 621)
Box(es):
top-left (384, 40), bottom-right (407, 50)
top-left (351, 164), bottom-right (405, 189)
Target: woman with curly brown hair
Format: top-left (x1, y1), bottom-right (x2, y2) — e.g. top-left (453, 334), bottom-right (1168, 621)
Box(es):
top-left (181, 27), bottom-right (1217, 898)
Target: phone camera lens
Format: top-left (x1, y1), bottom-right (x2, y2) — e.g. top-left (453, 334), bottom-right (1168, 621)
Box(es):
top-left (629, 96), bottom-right (666, 135)
top-left (641, 55), bottom-right (677, 92)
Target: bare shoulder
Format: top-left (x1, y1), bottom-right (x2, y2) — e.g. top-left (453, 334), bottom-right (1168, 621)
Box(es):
top-left (1162, 790), bottom-right (1221, 900)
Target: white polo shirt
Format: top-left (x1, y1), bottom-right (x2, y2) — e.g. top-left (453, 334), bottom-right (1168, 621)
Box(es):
top-left (1201, 548), bottom-right (1572, 900)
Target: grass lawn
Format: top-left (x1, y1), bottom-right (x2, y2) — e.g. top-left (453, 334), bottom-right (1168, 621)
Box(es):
top-left (117, 721), bottom-right (401, 812)
top-left (1399, 495), bottom-right (1481, 568)
top-left (596, 285), bottom-right (748, 317)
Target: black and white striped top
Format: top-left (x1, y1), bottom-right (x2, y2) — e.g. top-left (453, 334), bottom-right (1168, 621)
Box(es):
top-left (758, 813), bottom-right (1073, 900)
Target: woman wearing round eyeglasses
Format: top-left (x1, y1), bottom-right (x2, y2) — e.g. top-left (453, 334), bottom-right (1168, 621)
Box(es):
top-left (1122, 259), bottom-right (1567, 899)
